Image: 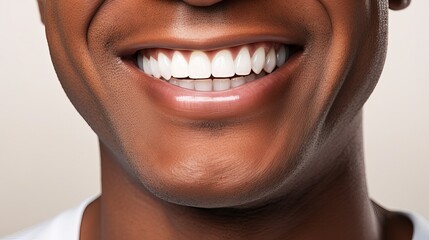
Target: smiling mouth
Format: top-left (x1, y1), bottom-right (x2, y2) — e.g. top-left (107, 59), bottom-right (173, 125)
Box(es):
top-left (136, 42), bottom-right (297, 92)
top-left (120, 36), bottom-right (304, 119)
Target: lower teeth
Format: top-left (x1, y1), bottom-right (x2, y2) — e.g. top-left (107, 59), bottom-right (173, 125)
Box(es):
top-left (165, 71), bottom-right (268, 92)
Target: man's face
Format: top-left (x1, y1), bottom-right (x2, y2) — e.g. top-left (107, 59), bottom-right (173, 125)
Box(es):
top-left (39, 0), bottom-right (389, 207)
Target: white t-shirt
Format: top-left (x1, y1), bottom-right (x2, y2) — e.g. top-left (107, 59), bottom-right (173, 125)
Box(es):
top-left (2, 197), bottom-right (429, 240)
top-left (1, 196), bottom-right (96, 240)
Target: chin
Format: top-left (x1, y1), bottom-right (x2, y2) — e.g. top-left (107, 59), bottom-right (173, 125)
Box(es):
top-left (121, 141), bottom-right (297, 208)
top-left (140, 166), bottom-right (282, 208)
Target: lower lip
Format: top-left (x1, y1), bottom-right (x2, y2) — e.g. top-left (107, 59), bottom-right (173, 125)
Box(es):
top-left (134, 54), bottom-right (301, 120)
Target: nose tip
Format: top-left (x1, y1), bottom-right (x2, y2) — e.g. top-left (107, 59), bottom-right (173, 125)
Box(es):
top-left (182, 0), bottom-right (223, 7)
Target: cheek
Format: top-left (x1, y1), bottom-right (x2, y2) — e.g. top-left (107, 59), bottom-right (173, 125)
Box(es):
top-left (313, 0), bottom-right (387, 128)
top-left (44, 0), bottom-right (123, 150)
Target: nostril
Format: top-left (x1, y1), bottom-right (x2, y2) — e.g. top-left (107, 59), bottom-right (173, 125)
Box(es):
top-left (182, 0), bottom-right (223, 7)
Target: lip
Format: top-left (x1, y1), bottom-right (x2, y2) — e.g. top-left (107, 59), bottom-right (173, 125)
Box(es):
top-left (116, 31), bottom-right (305, 57)
top-left (123, 42), bottom-right (303, 120)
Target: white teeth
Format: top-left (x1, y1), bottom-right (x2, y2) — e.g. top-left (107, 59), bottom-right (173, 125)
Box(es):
top-left (158, 52), bottom-right (172, 80)
top-left (189, 51), bottom-right (211, 79)
top-left (171, 51), bottom-right (189, 78)
top-left (251, 47), bottom-right (266, 74)
top-left (212, 50), bottom-right (235, 78)
top-left (138, 54), bottom-right (144, 70)
top-left (234, 47), bottom-right (252, 76)
top-left (276, 45), bottom-right (288, 67)
top-left (231, 76), bottom-right (246, 88)
top-left (169, 78), bottom-right (180, 86)
top-left (213, 78), bottom-right (231, 91)
top-left (150, 56), bottom-right (161, 79)
top-left (264, 48), bottom-right (276, 73)
top-left (168, 73), bottom-right (261, 91)
top-left (178, 79), bottom-right (195, 90)
top-left (139, 56), bottom-right (152, 76)
top-left (194, 79), bottom-right (213, 92)
top-left (138, 44), bottom-right (293, 91)
top-left (143, 57), bottom-right (152, 75)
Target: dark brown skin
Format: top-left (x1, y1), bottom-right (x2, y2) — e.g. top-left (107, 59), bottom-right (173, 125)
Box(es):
top-left (36, 0), bottom-right (414, 239)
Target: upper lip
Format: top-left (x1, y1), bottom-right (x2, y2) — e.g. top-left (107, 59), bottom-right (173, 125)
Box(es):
top-left (91, 0), bottom-right (309, 59)
top-left (114, 29), bottom-right (306, 58)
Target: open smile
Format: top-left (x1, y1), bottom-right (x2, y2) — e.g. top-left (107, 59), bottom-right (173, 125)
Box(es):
top-left (137, 42), bottom-right (293, 92)
top-left (123, 39), bottom-right (303, 120)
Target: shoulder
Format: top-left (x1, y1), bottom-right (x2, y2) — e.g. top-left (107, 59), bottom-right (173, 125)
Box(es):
top-left (403, 212), bottom-right (429, 240)
top-left (1, 196), bottom-right (97, 240)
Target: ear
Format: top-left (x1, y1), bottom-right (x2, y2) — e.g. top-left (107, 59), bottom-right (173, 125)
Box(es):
top-left (37, 0), bottom-right (46, 24)
top-left (389, 0), bottom-right (411, 10)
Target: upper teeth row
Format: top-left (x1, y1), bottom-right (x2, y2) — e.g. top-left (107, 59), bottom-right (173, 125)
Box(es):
top-left (137, 45), bottom-right (290, 80)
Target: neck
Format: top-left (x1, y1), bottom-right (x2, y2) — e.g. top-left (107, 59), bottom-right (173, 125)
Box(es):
top-left (88, 113), bottom-right (381, 240)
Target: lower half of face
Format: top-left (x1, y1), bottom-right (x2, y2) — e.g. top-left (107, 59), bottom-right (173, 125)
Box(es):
top-left (43, 0), bottom-right (388, 208)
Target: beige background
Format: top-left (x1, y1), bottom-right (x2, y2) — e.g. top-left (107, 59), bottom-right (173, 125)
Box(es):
top-left (0, 1), bottom-right (428, 236)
